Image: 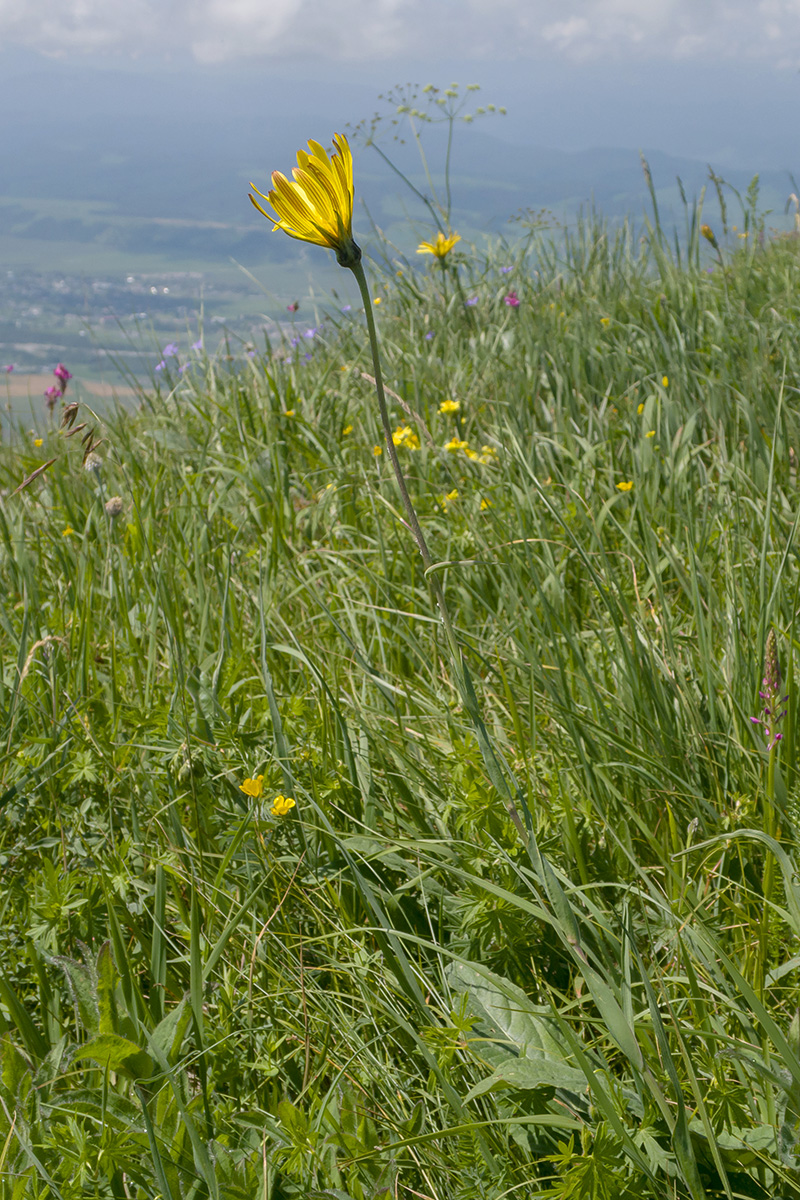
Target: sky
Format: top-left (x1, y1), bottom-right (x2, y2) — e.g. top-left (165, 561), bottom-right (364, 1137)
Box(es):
top-left (1, 1), bottom-right (800, 201)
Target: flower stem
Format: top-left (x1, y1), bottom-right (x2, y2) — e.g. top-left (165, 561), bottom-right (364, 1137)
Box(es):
top-left (349, 258), bottom-right (525, 818)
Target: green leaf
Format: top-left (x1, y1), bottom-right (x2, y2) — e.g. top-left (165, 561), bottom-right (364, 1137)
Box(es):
top-left (465, 1056), bottom-right (588, 1102)
top-left (74, 1033), bottom-right (153, 1080)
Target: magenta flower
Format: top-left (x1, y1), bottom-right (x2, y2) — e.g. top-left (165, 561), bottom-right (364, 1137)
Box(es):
top-left (44, 385), bottom-right (60, 410)
top-left (504, 291), bottom-right (520, 308)
top-left (287, 301), bottom-right (299, 313)
top-left (4, 364), bottom-right (14, 373)
top-left (53, 363), bottom-right (72, 394)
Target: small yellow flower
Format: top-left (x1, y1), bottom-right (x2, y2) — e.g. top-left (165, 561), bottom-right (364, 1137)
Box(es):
top-left (240, 774), bottom-right (264, 798)
top-left (646, 430), bottom-right (655, 438)
top-left (616, 481), bottom-right (634, 492)
top-left (637, 403), bottom-right (645, 414)
top-left (700, 223), bottom-right (717, 247)
top-left (34, 438), bottom-right (43, 447)
top-left (342, 424), bottom-right (353, 435)
top-left (374, 297), bottom-right (382, 305)
top-left (249, 133), bottom-right (358, 266)
top-left (444, 436), bottom-right (470, 454)
top-left (284, 408), bottom-right (295, 416)
top-left (600, 317), bottom-right (610, 326)
top-left (392, 425), bottom-right (419, 449)
top-left (443, 488), bottom-right (459, 507)
top-left (480, 497), bottom-right (493, 510)
top-left (373, 444), bottom-right (383, 456)
top-left (417, 231), bottom-right (461, 260)
top-left (661, 375), bottom-right (669, 387)
top-left (62, 525), bottom-right (74, 537)
top-left (478, 445), bottom-right (498, 464)
top-left (439, 398), bottom-right (461, 413)
top-left (271, 793), bottom-right (296, 817)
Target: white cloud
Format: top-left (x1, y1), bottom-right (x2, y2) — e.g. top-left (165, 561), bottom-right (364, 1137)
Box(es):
top-left (2, 0), bottom-right (800, 63)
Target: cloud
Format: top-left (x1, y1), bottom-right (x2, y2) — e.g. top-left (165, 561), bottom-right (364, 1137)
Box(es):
top-left (2, 0), bottom-right (800, 64)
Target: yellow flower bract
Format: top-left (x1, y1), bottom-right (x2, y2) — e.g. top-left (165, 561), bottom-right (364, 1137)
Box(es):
top-left (417, 231), bottom-right (461, 260)
top-left (271, 794), bottom-right (296, 817)
top-left (250, 134), bottom-right (356, 261)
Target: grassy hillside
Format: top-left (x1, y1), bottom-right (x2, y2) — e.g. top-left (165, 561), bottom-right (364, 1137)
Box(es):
top-left (2, 197), bottom-right (800, 1197)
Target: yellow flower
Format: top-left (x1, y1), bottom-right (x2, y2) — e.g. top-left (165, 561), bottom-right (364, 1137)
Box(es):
top-left (616, 481), bottom-right (634, 492)
top-left (374, 297), bottom-right (382, 305)
top-left (62, 525), bottom-right (74, 537)
top-left (700, 223), bottom-right (717, 247)
top-left (478, 444), bottom-right (498, 464)
top-left (662, 375), bottom-right (669, 387)
top-left (342, 424), bottom-right (353, 435)
top-left (444, 436), bottom-right (470, 454)
top-left (271, 793), bottom-right (296, 817)
top-left (480, 497), bottom-right (493, 510)
top-left (439, 399), bottom-right (460, 413)
top-left (646, 430), bottom-right (655, 438)
top-left (600, 317), bottom-right (610, 326)
top-left (373, 444), bottom-right (383, 456)
top-left (249, 133), bottom-right (358, 266)
top-left (392, 425), bottom-right (419, 449)
top-left (34, 438), bottom-right (43, 447)
top-left (442, 488), bottom-right (459, 508)
top-left (240, 774), bottom-right (264, 798)
top-left (417, 231), bottom-right (461, 260)
top-left (637, 403), bottom-right (645, 414)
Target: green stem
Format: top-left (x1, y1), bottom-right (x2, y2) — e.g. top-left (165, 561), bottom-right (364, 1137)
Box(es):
top-left (349, 258), bottom-right (523, 815)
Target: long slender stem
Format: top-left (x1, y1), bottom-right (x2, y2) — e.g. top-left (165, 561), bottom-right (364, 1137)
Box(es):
top-left (349, 257), bottom-right (523, 814)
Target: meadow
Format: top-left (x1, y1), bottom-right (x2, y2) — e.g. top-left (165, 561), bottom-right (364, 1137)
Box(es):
top-left (2, 133), bottom-right (800, 1198)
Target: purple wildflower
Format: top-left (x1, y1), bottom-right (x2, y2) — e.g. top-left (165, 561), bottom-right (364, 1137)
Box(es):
top-left (706, 266), bottom-right (714, 275)
top-left (191, 339), bottom-right (203, 351)
top-left (178, 363), bottom-right (189, 374)
top-left (162, 342), bottom-right (179, 358)
top-left (287, 301), bottom-right (299, 313)
top-left (465, 296), bottom-right (478, 307)
top-left (303, 327), bottom-right (317, 339)
top-left (500, 266), bottom-right (512, 274)
top-left (504, 291), bottom-right (520, 308)
top-left (53, 363), bottom-right (72, 395)
top-left (44, 385), bottom-right (60, 410)
top-left (751, 629), bottom-right (788, 750)
top-left (289, 337), bottom-right (300, 349)
top-left (303, 353), bottom-right (312, 363)
top-left (4, 364), bottom-right (13, 372)
top-left (155, 360), bottom-right (166, 372)
top-left (247, 350), bottom-right (256, 358)
top-left (342, 305), bottom-right (352, 313)
top-left (425, 331), bottom-right (434, 340)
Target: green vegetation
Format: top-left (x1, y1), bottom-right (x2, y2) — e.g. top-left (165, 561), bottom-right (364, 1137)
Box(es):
top-left (4, 162), bottom-right (800, 1197)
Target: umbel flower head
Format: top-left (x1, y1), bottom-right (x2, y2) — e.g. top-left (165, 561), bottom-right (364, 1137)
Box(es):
top-left (417, 231), bottom-right (461, 260)
top-left (250, 134), bottom-right (360, 268)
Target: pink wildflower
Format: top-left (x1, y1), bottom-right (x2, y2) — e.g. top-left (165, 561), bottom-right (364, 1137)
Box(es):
top-left (53, 363), bottom-right (72, 395)
top-left (504, 291), bottom-right (520, 308)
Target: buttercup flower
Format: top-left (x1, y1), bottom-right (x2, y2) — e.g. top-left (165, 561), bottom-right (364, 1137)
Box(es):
top-left (271, 793), bottom-right (296, 817)
top-left (439, 399), bottom-right (460, 413)
top-left (250, 133), bottom-right (359, 267)
top-left (444, 436), bottom-right (470, 454)
top-left (240, 774), bottom-right (264, 798)
top-left (392, 425), bottom-right (420, 449)
top-left (616, 481), bottom-right (634, 492)
top-left (417, 231), bottom-right (461, 260)
top-left (662, 375), bottom-right (669, 387)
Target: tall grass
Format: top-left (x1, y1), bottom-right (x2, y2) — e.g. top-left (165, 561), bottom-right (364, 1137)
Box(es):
top-left (2, 196), bottom-right (800, 1197)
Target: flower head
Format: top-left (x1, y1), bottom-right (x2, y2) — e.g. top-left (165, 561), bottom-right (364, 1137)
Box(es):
top-left (240, 774), bottom-right (264, 798)
top-left (44, 385), bottom-right (60, 410)
top-left (444, 436), bottom-right (470, 454)
top-left (105, 495), bottom-right (124, 518)
top-left (4, 364), bottom-right (13, 372)
top-left (439, 399), bottom-right (460, 413)
top-left (751, 629), bottom-right (788, 750)
top-left (662, 375), bottom-right (669, 388)
top-left (53, 363), bottom-right (72, 392)
top-left (250, 133), bottom-right (359, 268)
top-left (504, 291), bottom-right (520, 308)
top-left (700, 223), bottom-right (718, 249)
top-left (417, 231), bottom-right (461, 260)
top-left (271, 793), bottom-right (296, 817)
top-left (392, 424), bottom-right (420, 450)
top-left (616, 481), bottom-right (634, 492)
